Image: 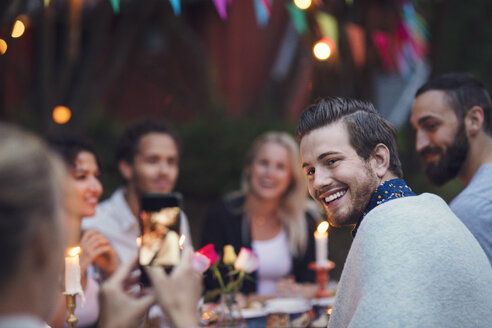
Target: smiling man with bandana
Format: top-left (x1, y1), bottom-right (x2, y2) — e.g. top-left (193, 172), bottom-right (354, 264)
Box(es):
top-left (297, 97), bottom-right (492, 327)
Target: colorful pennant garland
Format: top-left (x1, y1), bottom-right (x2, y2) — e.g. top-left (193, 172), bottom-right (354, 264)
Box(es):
top-left (39, 0), bottom-right (427, 76)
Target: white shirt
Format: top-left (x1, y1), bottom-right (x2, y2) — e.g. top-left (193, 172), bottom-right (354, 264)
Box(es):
top-left (251, 229), bottom-right (292, 295)
top-left (82, 188), bottom-right (192, 263)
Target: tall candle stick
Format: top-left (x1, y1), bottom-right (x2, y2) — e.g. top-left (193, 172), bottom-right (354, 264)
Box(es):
top-left (65, 246), bottom-right (83, 295)
top-left (314, 221), bottom-right (329, 266)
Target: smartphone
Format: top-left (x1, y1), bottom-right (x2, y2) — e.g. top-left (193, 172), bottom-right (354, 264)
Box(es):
top-left (138, 192), bottom-right (182, 286)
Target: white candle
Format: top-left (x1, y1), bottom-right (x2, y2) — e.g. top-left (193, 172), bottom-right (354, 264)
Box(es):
top-left (315, 221), bottom-right (329, 266)
top-left (65, 246), bottom-right (82, 295)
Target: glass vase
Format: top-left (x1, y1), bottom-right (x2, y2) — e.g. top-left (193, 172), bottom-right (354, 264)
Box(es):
top-left (217, 292), bottom-right (247, 328)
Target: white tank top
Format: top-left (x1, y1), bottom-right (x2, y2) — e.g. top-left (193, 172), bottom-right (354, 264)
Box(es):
top-left (251, 229), bottom-right (292, 295)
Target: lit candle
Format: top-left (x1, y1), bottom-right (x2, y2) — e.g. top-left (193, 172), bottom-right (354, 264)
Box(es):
top-left (315, 221), bottom-right (329, 266)
top-left (65, 246), bottom-right (82, 295)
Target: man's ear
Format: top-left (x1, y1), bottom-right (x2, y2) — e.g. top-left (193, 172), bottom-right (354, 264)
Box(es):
top-left (465, 106), bottom-right (485, 137)
top-left (370, 143), bottom-right (391, 178)
top-left (118, 160), bottom-right (133, 181)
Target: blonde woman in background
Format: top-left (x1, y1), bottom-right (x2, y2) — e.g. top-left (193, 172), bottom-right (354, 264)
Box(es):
top-left (201, 131), bottom-right (322, 296)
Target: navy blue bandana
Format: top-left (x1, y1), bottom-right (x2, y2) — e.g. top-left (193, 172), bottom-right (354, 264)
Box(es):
top-left (352, 178), bottom-right (416, 238)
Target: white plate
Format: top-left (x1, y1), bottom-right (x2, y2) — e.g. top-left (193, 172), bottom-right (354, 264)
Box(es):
top-left (311, 297), bottom-right (335, 307)
top-left (264, 297), bottom-right (311, 314)
top-left (241, 308), bottom-right (267, 319)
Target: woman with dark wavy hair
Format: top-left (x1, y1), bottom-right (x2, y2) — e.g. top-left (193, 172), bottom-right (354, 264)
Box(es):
top-left (48, 135), bottom-right (118, 328)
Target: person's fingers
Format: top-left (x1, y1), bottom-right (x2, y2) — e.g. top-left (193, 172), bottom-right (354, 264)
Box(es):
top-left (171, 247), bottom-right (193, 277)
top-left (110, 254), bottom-right (138, 284)
top-left (80, 229), bottom-right (99, 244)
top-left (122, 275), bottom-right (141, 290)
top-left (181, 247), bottom-right (193, 264)
top-left (92, 245), bottom-right (116, 258)
top-left (145, 265), bottom-right (169, 289)
top-left (135, 293), bottom-right (156, 311)
top-left (83, 235), bottom-right (111, 250)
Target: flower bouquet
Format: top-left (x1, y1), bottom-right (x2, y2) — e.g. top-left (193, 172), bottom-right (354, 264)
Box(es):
top-left (192, 244), bottom-right (259, 326)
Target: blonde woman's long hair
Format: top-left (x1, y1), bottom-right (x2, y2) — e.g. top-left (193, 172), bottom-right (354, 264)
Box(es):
top-left (241, 131), bottom-right (318, 257)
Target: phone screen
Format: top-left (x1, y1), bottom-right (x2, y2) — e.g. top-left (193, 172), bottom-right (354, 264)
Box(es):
top-left (138, 193), bottom-right (182, 285)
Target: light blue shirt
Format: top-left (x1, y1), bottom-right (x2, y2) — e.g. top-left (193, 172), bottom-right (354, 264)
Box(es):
top-left (450, 163), bottom-right (492, 264)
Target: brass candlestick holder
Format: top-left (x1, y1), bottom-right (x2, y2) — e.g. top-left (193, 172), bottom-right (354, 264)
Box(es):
top-left (309, 261), bottom-right (335, 298)
top-left (65, 293), bottom-right (78, 328)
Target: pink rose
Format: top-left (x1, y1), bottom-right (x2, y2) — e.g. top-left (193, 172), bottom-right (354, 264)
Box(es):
top-left (196, 244), bottom-right (219, 267)
top-left (234, 247), bottom-right (259, 273)
top-left (191, 252), bottom-right (211, 273)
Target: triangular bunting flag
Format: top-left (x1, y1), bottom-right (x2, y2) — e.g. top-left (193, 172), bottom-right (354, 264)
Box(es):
top-left (109, 0), bottom-right (120, 13)
top-left (286, 2), bottom-right (307, 34)
top-left (169, 0), bottom-right (181, 15)
top-left (213, 0), bottom-right (229, 20)
top-left (254, 0), bottom-right (272, 27)
top-left (372, 31), bottom-right (393, 73)
top-left (261, 0), bottom-right (272, 14)
top-left (345, 23), bottom-right (365, 67)
top-left (316, 12), bottom-right (338, 48)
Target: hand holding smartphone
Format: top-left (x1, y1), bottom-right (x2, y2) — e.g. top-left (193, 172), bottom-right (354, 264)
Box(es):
top-left (138, 193), bottom-right (182, 286)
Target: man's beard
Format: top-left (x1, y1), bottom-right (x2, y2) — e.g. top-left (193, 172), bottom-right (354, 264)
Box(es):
top-left (420, 124), bottom-right (469, 186)
top-left (316, 162), bottom-right (379, 227)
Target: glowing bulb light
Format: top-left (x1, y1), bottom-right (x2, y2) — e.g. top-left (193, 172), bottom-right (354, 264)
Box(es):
top-left (313, 37), bottom-right (335, 61)
top-left (52, 106), bottom-right (71, 124)
top-left (11, 20), bottom-right (25, 38)
top-left (0, 39), bottom-right (7, 55)
top-left (294, 0), bottom-right (312, 10)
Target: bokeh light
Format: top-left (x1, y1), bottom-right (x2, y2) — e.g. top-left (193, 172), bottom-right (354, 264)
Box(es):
top-left (52, 106), bottom-right (72, 124)
top-left (294, 0), bottom-right (312, 10)
top-left (313, 38), bottom-right (333, 61)
top-left (11, 20), bottom-right (26, 38)
top-left (0, 39), bottom-right (7, 55)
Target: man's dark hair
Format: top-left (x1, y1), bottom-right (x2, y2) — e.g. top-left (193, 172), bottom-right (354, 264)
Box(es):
top-left (296, 97), bottom-right (403, 178)
top-left (47, 134), bottom-right (101, 171)
top-left (415, 73), bottom-right (492, 133)
top-left (115, 120), bottom-right (181, 164)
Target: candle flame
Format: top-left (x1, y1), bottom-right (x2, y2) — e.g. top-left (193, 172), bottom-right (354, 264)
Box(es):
top-left (67, 246), bottom-right (81, 257)
top-left (317, 221), bottom-right (329, 233)
top-left (136, 237), bottom-right (142, 247)
top-left (179, 235), bottom-right (186, 249)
